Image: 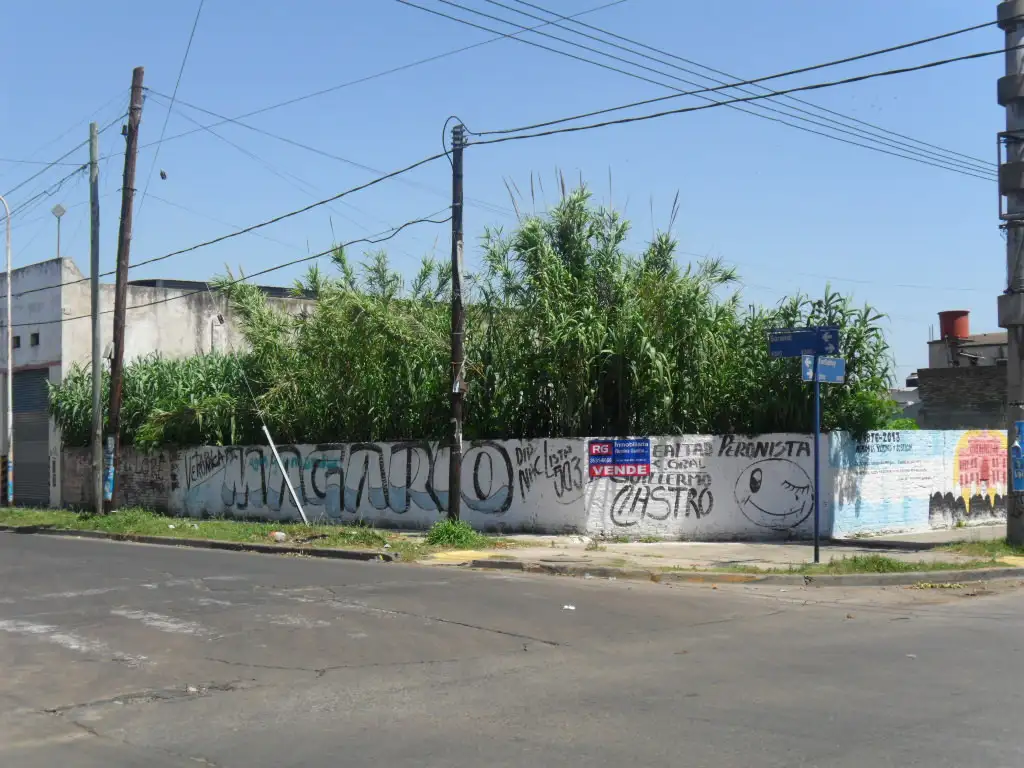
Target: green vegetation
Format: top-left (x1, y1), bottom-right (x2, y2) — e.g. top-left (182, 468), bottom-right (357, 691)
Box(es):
top-left (938, 538), bottom-right (1024, 560)
top-left (712, 554), bottom-right (999, 575)
top-left (425, 519), bottom-right (489, 548)
top-left (884, 417), bottom-right (919, 430)
top-left (0, 508), bottom-right (510, 562)
top-left (50, 185), bottom-right (898, 448)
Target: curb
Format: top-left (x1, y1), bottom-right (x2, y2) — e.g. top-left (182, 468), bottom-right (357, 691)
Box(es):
top-left (0, 525), bottom-right (395, 563)
top-left (466, 558), bottom-right (1024, 587)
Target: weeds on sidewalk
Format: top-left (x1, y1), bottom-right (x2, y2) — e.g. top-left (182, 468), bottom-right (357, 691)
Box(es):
top-left (938, 538), bottom-right (1024, 560)
top-left (706, 554), bottom-right (998, 576)
top-left (0, 507), bottom-right (509, 562)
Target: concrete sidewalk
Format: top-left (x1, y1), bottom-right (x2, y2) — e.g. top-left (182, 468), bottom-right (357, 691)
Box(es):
top-left (426, 524), bottom-right (1009, 573)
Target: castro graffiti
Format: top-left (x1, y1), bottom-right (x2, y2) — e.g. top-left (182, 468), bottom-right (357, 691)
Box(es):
top-left (607, 439), bottom-right (715, 527)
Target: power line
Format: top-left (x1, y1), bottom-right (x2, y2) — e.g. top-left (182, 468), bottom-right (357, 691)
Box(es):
top-left (143, 92), bottom-right (433, 255)
top-left (489, 0), bottom-right (994, 174)
top-left (9, 150), bottom-right (449, 301)
top-left (138, 0), bottom-right (206, 219)
top-left (144, 89), bottom-right (516, 219)
top-left (0, 91), bottom-right (125, 186)
top-left (506, 0), bottom-right (993, 171)
top-left (122, 0), bottom-right (628, 160)
top-left (2, 113), bottom-right (126, 203)
top-left (464, 43), bottom-right (1015, 175)
top-left (9, 211), bottom-right (451, 328)
top-left (401, 1), bottom-right (997, 180)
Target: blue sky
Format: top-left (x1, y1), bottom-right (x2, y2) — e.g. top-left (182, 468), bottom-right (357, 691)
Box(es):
top-left (0, 0), bottom-right (1005, 379)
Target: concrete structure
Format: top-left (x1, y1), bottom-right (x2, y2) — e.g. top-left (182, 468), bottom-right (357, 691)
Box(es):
top-left (61, 430), bottom-right (1010, 539)
top-left (2, 257), bottom-right (308, 507)
top-left (914, 311), bottom-right (1008, 429)
top-left (997, 0), bottom-right (1024, 544)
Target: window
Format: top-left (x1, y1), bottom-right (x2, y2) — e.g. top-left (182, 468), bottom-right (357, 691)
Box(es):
top-left (12, 336), bottom-right (20, 349)
top-left (29, 333), bottom-right (39, 347)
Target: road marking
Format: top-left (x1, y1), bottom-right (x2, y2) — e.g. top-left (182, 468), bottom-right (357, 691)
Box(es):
top-left (0, 620), bottom-right (146, 666)
top-left (110, 609), bottom-right (210, 637)
top-left (193, 597), bottom-right (233, 607)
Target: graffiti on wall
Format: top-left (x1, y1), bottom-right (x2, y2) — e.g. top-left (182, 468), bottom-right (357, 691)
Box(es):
top-left (175, 439), bottom-right (585, 527)
top-left (592, 435), bottom-right (815, 536)
top-left (929, 430), bottom-right (1007, 528)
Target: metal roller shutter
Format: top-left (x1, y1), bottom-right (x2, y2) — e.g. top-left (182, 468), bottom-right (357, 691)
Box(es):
top-left (13, 369), bottom-right (50, 506)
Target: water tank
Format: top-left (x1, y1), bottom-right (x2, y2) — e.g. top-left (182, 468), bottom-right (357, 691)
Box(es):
top-left (938, 310), bottom-right (970, 340)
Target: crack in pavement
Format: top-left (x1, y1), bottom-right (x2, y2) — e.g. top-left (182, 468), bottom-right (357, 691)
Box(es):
top-left (203, 655), bottom-right (488, 677)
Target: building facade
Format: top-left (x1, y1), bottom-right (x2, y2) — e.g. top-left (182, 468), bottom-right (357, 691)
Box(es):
top-left (0, 257), bottom-right (307, 507)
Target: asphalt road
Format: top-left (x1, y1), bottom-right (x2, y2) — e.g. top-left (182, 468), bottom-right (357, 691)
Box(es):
top-left (1, 533), bottom-right (1022, 767)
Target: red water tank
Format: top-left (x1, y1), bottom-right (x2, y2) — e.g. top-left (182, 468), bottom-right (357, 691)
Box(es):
top-left (938, 310), bottom-right (970, 340)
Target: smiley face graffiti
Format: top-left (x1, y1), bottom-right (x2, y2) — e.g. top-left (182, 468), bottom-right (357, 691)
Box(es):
top-left (733, 458), bottom-right (814, 530)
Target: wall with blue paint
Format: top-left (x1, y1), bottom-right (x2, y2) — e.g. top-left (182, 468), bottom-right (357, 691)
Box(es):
top-left (830, 430), bottom-right (1007, 537)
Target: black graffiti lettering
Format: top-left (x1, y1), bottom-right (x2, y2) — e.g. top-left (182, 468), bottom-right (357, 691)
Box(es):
top-left (687, 487), bottom-right (714, 519)
top-left (610, 484), bottom-right (638, 527)
top-left (462, 441), bottom-right (514, 514)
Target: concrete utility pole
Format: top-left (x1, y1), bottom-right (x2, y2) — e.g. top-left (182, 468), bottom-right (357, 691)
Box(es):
top-left (0, 193), bottom-right (10, 506)
top-left (448, 123), bottom-right (466, 522)
top-left (107, 66), bottom-right (144, 511)
top-left (999, 1), bottom-right (1024, 545)
top-left (89, 123), bottom-right (103, 516)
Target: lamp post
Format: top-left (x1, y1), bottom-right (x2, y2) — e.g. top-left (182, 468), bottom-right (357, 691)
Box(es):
top-left (0, 195), bottom-right (11, 505)
top-left (51, 204), bottom-right (66, 261)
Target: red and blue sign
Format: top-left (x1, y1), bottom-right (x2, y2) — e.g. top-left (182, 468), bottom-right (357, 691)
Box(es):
top-left (588, 438), bottom-right (652, 478)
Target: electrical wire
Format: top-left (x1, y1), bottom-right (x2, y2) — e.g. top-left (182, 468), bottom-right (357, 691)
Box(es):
top-left (0, 91), bottom-right (126, 187)
top-left (487, 0), bottom-right (994, 174)
top-left (122, 0), bottom-right (628, 160)
top-left (2, 112), bottom-right (126, 201)
top-left (144, 92), bottom-right (432, 255)
top-left (465, 43), bottom-right (1017, 174)
top-left (9, 150), bottom-right (449, 301)
top-left (8, 211), bottom-right (451, 328)
top-left (403, 0), bottom-right (995, 177)
top-left (408, 0), bottom-right (998, 180)
top-left (144, 89), bottom-right (516, 219)
top-left (137, 0), bottom-right (206, 220)
top-left (506, 0), bottom-right (993, 170)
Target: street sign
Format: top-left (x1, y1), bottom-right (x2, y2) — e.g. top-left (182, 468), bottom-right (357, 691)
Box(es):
top-left (768, 326), bottom-right (840, 358)
top-left (801, 355), bottom-right (846, 384)
top-left (1012, 422), bottom-right (1024, 493)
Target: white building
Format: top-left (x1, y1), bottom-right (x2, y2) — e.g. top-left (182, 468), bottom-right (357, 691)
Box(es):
top-left (0, 257), bottom-right (308, 507)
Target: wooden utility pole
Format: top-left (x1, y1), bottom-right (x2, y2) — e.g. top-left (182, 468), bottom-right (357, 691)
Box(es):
top-left (448, 124), bottom-right (465, 521)
top-left (106, 66), bottom-right (144, 511)
top-left (89, 122), bottom-right (103, 515)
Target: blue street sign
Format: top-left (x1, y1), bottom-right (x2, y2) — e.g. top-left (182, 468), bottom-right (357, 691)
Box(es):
top-left (801, 355), bottom-right (846, 384)
top-left (768, 326), bottom-right (840, 358)
top-left (1012, 422), bottom-right (1024, 493)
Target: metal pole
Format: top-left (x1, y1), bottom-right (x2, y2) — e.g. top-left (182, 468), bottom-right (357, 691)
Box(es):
top-left (0, 194), bottom-right (10, 506)
top-left (998, 1), bottom-right (1024, 545)
top-left (107, 66), bottom-right (144, 512)
top-left (56, 217), bottom-right (61, 261)
top-left (89, 123), bottom-right (103, 515)
top-left (448, 124), bottom-right (465, 522)
top-left (262, 425), bottom-right (308, 525)
top-left (813, 355), bottom-right (821, 564)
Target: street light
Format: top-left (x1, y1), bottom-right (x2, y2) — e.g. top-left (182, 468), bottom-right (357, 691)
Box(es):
top-left (0, 195), bottom-right (11, 506)
top-left (51, 203), bottom-right (66, 261)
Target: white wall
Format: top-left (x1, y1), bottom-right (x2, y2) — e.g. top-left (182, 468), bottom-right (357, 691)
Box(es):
top-left (172, 439), bottom-right (588, 533)
top-left (585, 434), bottom-right (829, 540)
top-left (61, 431), bottom-right (1009, 540)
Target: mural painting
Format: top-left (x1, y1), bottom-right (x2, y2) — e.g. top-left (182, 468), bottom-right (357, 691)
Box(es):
top-left (929, 430), bottom-right (1007, 529)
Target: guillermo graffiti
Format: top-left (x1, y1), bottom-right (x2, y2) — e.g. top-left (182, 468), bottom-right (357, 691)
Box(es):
top-left (588, 435), bottom-right (816, 538)
top-left (176, 439), bottom-right (585, 530)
